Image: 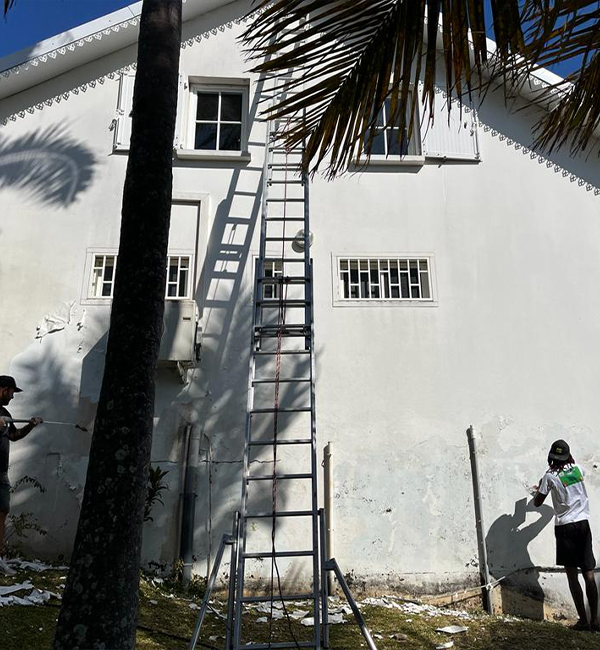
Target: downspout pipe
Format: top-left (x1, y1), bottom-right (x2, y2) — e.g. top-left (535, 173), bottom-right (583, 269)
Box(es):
top-left (181, 423), bottom-right (201, 587)
top-left (466, 425), bottom-right (493, 614)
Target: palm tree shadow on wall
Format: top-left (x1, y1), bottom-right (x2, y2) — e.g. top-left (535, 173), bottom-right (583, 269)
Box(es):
top-left (0, 126), bottom-right (96, 206)
top-left (486, 497), bottom-right (554, 619)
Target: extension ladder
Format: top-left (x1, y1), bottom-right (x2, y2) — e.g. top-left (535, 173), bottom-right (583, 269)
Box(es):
top-left (189, 107), bottom-right (377, 650)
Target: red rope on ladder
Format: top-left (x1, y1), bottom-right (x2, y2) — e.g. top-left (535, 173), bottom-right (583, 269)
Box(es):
top-left (267, 122), bottom-right (302, 650)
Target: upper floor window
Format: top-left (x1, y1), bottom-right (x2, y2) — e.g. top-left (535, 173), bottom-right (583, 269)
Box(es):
top-left (89, 254), bottom-right (192, 300)
top-left (262, 260), bottom-right (283, 300)
top-left (186, 81), bottom-right (249, 156)
top-left (338, 257), bottom-right (432, 301)
top-left (366, 96), bottom-right (421, 158)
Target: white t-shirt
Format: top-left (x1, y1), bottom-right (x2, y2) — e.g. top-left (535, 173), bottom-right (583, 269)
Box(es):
top-left (539, 463), bottom-right (590, 526)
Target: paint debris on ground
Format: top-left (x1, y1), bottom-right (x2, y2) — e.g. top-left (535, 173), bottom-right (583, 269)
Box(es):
top-left (3, 563), bottom-right (600, 649)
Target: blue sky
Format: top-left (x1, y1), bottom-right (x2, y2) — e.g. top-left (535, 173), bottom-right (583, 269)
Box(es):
top-left (0, 0), bottom-right (132, 59)
top-left (0, 0), bottom-right (579, 78)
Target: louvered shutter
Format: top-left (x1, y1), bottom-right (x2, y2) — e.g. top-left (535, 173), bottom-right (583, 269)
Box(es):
top-left (113, 71), bottom-right (135, 151)
top-left (420, 92), bottom-right (480, 161)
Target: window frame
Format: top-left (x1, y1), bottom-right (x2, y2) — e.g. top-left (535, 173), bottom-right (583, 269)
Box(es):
top-left (355, 89), bottom-right (425, 167)
top-left (82, 249), bottom-right (195, 305)
top-left (179, 77), bottom-right (251, 161)
top-left (331, 253), bottom-right (438, 308)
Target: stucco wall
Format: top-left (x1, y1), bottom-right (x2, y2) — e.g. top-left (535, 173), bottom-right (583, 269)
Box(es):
top-left (1, 0), bottom-right (600, 616)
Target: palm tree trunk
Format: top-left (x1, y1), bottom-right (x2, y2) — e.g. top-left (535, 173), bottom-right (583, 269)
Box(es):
top-left (53, 1), bottom-right (182, 648)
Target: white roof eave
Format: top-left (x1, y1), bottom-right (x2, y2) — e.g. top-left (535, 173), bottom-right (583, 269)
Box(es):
top-left (0, 0), bottom-right (235, 101)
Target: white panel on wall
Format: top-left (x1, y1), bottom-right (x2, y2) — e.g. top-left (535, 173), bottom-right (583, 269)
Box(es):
top-left (168, 202), bottom-right (200, 250)
top-left (114, 71), bottom-right (135, 151)
top-left (420, 91), bottom-right (480, 161)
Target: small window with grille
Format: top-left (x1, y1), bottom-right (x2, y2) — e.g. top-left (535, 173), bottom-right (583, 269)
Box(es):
top-left (91, 255), bottom-right (117, 298)
top-left (87, 253), bottom-right (192, 301)
top-left (166, 256), bottom-right (191, 299)
top-left (338, 257), bottom-right (433, 302)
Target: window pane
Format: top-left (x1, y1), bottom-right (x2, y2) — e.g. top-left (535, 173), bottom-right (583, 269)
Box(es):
top-left (391, 286), bottom-right (400, 299)
top-left (390, 262), bottom-right (399, 284)
top-left (102, 282), bottom-right (112, 297)
top-left (167, 284), bottom-right (177, 297)
top-left (409, 260), bottom-right (419, 284)
top-left (340, 260), bottom-right (348, 271)
top-left (195, 124), bottom-right (218, 150)
top-left (342, 274), bottom-right (349, 299)
top-left (104, 262), bottom-right (114, 282)
top-left (221, 93), bottom-right (242, 121)
top-left (387, 128), bottom-right (409, 156)
top-left (421, 272), bottom-right (430, 299)
top-left (370, 130), bottom-right (386, 155)
top-left (219, 124), bottom-right (242, 151)
top-left (168, 262), bottom-right (178, 283)
top-left (196, 93), bottom-right (219, 120)
top-left (400, 273), bottom-right (410, 298)
top-left (350, 285), bottom-right (359, 299)
top-left (178, 268), bottom-right (188, 297)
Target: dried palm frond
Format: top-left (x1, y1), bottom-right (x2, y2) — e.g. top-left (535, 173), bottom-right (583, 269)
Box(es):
top-left (242, 0), bottom-right (524, 176)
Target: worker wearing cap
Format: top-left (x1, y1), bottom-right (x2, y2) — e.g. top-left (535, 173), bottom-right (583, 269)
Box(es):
top-left (533, 440), bottom-right (598, 632)
top-left (0, 375), bottom-right (43, 576)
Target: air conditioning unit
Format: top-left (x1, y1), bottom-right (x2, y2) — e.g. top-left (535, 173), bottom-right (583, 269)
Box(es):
top-left (159, 300), bottom-right (199, 363)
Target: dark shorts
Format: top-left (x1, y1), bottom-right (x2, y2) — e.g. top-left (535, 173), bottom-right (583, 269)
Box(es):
top-left (555, 520), bottom-right (595, 571)
top-left (0, 483), bottom-right (9, 513)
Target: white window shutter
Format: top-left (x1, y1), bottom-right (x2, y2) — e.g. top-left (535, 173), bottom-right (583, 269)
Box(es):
top-left (420, 92), bottom-right (480, 161)
top-left (114, 71), bottom-right (135, 151)
top-left (173, 74), bottom-right (186, 150)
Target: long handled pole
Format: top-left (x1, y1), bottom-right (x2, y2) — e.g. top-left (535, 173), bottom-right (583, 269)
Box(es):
top-left (2, 417), bottom-right (88, 432)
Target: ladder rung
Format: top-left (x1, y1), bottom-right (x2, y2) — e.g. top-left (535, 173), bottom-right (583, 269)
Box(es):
top-left (266, 198), bottom-right (305, 203)
top-left (243, 550), bottom-right (314, 559)
top-left (268, 179), bottom-right (304, 185)
top-left (264, 237), bottom-right (303, 243)
top-left (255, 324), bottom-right (309, 330)
top-left (247, 473), bottom-right (313, 481)
top-left (238, 642), bottom-right (315, 650)
top-left (252, 378), bottom-right (310, 384)
top-left (248, 438), bottom-right (312, 446)
top-left (241, 593), bottom-right (314, 603)
top-left (263, 258), bottom-right (305, 263)
top-left (265, 217), bottom-right (306, 222)
top-left (254, 350), bottom-right (310, 356)
top-left (250, 407), bottom-right (311, 414)
top-left (257, 299), bottom-right (310, 306)
top-left (258, 276), bottom-right (310, 284)
top-left (245, 510), bottom-right (314, 518)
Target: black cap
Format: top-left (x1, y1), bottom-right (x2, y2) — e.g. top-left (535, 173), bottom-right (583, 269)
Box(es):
top-left (0, 376), bottom-right (22, 393)
top-left (548, 439), bottom-right (570, 462)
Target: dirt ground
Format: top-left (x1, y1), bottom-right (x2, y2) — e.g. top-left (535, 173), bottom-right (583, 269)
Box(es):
top-left (1, 563), bottom-right (599, 650)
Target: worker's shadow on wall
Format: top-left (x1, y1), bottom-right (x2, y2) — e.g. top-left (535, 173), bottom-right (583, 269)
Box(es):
top-left (486, 498), bottom-right (554, 620)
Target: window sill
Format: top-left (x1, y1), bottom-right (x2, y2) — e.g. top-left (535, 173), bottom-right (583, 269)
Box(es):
top-left (332, 299), bottom-right (438, 308)
top-left (353, 155), bottom-right (425, 167)
top-left (176, 149), bottom-right (251, 162)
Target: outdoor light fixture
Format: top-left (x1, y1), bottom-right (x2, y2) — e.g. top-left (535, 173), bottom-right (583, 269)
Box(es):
top-left (292, 229), bottom-right (313, 253)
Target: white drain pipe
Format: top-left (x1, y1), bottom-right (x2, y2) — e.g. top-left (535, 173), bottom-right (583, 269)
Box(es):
top-left (324, 442), bottom-right (334, 592)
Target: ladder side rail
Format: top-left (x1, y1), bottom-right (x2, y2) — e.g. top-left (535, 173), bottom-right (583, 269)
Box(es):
top-left (188, 533), bottom-right (232, 650)
top-left (233, 256), bottom-right (263, 649)
top-left (326, 559), bottom-right (379, 650)
top-left (225, 512), bottom-right (240, 650)
top-left (319, 508), bottom-right (330, 649)
top-left (308, 258), bottom-right (321, 649)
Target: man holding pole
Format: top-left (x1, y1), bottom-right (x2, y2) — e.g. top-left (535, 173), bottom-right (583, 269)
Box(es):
top-left (533, 439), bottom-right (599, 632)
top-left (0, 375), bottom-right (43, 576)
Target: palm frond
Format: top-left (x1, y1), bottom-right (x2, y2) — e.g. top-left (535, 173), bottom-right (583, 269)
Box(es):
top-left (517, 1), bottom-right (600, 154)
top-left (4, 0), bottom-right (15, 16)
top-left (242, 0), bottom-right (525, 177)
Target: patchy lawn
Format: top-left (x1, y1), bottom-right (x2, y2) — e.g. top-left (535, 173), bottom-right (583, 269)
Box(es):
top-left (1, 562), bottom-right (599, 650)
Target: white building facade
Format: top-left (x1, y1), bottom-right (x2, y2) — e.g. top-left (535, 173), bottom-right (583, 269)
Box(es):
top-left (1, 0), bottom-right (600, 618)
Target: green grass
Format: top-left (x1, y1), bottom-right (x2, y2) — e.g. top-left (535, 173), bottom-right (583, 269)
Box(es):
top-left (1, 566), bottom-right (600, 650)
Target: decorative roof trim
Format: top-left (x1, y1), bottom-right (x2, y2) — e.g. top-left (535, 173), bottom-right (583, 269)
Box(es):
top-left (1, 18), bottom-right (140, 80)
